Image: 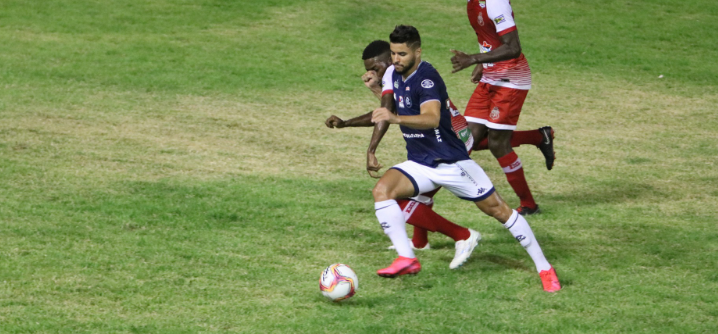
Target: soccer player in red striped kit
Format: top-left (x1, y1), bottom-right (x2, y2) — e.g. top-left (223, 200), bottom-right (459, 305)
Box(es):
top-left (451, 0), bottom-right (555, 215)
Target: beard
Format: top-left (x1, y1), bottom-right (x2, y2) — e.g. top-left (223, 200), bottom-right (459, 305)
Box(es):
top-left (393, 58), bottom-right (416, 75)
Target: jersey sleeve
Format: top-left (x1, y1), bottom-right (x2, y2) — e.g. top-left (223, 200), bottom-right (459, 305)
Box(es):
top-left (381, 65), bottom-right (395, 96)
top-left (486, 0), bottom-right (517, 36)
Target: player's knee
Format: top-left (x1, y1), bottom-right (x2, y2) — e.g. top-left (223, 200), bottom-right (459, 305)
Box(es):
top-left (372, 182), bottom-right (394, 202)
top-left (488, 136), bottom-right (511, 156)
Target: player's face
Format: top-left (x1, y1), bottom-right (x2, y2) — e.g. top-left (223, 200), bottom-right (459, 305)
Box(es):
top-left (363, 56), bottom-right (390, 78)
top-left (390, 42), bottom-right (421, 75)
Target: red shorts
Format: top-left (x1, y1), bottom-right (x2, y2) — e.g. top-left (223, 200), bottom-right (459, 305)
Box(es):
top-left (464, 82), bottom-right (529, 130)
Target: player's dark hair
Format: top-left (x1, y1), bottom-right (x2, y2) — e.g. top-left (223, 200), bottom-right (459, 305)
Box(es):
top-left (362, 40), bottom-right (391, 60)
top-left (389, 25), bottom-right (421, 49)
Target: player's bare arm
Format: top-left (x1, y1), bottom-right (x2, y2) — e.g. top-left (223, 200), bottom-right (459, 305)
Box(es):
top-left (324, 111), bottom-right (375, 128)
top-left (366, 93), bottom-right (396, 178)
top-left (372, 100), bottom-right (441, 130)
top-left (450, 30), bottom-right (522, 73)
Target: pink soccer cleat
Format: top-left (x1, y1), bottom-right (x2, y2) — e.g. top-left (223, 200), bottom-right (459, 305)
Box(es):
top-left (539, 267), bottom-right (562, 292)
top-left (376, 256), bottom-right (421, 278)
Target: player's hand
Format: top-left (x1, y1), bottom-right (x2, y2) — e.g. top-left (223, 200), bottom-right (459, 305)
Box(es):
top-left (325, 115), bottom-right (346, 128)
top-left (366, 152), bottom-right (383, 178)
top-left (450, 49), bottom-right (475, 73)
top-left (470, 64), bottom-right (484, 84)
top-left (371, 107), bottom-right (399, 124)
top-left (362, 70), bottom-right (381, 90)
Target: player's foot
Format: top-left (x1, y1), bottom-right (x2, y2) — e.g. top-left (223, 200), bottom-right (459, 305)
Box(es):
top-left (538, 126), bottom-right (555, 171)
top-left (539, 266), bottom-right (561, 292)
top-left (387, 239), bottom-right (431, 250)
top-left (377, 256), bottom-right (421, 278)
top-left (449, 229), bottom-right (481, 269)
top-left (516, 205), bottom-right (541, 216)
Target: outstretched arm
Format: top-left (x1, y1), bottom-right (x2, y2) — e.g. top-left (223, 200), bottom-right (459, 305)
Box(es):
top-left (450, 30), bottom-right (522, 73)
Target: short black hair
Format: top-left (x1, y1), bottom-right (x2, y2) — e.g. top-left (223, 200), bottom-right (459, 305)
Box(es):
top-left (389, 25), bottom-right (421, 49)
top-left (362, 40), bottom-right (391, 60)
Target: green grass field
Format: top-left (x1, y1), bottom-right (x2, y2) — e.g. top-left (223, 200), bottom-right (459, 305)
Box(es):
top-left (1, 0), bottom-right (717, 333)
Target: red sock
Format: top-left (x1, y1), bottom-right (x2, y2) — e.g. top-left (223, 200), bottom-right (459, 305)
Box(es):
top-left (497, 151), bottom-right (537, 209)
top-left (409, 202), bottom-right (470, 242)
top-left (397, 200), bottom-right (432, 248)
top-left (474, 130), bottom-right (543, 151)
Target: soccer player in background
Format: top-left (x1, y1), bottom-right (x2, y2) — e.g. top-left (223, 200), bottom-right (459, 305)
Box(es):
top-left (370, 25), bottom-right (559, 292)
top-left (450, 0), bottom-right (555, 216)
top-left (326, 40), bottom-right (481, 270)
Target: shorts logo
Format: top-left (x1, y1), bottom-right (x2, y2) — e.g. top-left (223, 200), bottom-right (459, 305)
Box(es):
top-left (490, 106), bottom-right (500, 120)
top-left (421, 79), bottom-right (434, 88)
top-left (494, 15), bottom-right (506, 24)
top-left (477, 187), bottom-right (487, 195)
top-left (405, 95), bottom-right (412, 107)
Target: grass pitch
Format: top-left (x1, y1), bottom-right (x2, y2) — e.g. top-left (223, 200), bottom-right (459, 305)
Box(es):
top-left (1, 0), bottom-right (717, 333)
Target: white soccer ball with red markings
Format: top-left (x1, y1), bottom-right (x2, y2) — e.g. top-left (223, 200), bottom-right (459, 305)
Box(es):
top-left (319, 263), bottom-right (358, 301)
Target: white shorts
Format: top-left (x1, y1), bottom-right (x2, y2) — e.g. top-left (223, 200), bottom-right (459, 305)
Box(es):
top-left (391, 160), bottom-right (495, 202)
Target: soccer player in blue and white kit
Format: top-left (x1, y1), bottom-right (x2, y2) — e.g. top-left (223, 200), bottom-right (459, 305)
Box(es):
top-left (371, 25), bottom-right (560, 292)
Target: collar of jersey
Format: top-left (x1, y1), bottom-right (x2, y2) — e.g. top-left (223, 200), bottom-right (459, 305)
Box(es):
top-left (402, 61), bottom-right (425, 83)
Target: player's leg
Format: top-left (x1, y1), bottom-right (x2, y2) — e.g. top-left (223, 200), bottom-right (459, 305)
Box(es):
top-left (373, 163), bottom-right (435, 277)
top-left (473, 191), bottom-right (560, 292)
top-left (472, 126), bottom-right (555, 171)
top-left (488, 128), bottom-right (539, 214)
top-left (485, 87), bottom-right (541, 215)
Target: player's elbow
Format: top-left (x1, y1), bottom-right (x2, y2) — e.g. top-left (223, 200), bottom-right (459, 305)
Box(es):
top-left (509, 45), bottom-right (522, 59)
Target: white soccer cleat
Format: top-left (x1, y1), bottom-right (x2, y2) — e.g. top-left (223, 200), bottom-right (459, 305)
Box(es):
top-left (387, 239), bottom-right (431, 250)
top-left (449, 229), bottom-right (481, 269)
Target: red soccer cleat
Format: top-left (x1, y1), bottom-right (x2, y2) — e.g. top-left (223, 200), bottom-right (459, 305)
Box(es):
top-left (376, 256), bottom-right (421, 278)
top-left (539, 267), bottom-right (562, 292)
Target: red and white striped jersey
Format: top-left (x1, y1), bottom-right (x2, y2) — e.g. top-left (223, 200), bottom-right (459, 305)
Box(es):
top-left (467, 0), bottom-right (531, 90)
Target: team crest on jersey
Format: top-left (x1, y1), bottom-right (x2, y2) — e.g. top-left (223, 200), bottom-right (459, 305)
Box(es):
top-left (490, 106), bottom-right (500, 120)
top-left (394, 80), bottom-right (399, 89)
top-left (479, 1), bottom-right (486, 8)
top-left (405, 96), bottom-right (412, 107)
top-left (421, 79), bottom-right (434, 88)
top-left (494, 15), bottom-right (506, 24)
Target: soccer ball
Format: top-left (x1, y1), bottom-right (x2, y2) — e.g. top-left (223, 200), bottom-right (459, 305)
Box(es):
top-left (319, 263), bottom-right (358, 301)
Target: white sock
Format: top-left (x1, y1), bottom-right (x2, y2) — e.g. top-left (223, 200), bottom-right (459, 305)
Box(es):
top-left (504, 210), bottom-right (551, 272)
top-left (375, 200), bottom-right (415, 259)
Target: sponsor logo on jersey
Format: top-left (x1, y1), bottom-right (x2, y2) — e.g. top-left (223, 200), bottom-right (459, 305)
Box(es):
top-left (494, 14), bottom-right (506, 24)
top-left (480, 41), bottom-right (492, 53)
top-left (405, 96), bottom-right (412, 107)
top-left (479, 1), bottom-right (486, 8)
top-left (398, 96), bottom-right (405, 108)
top-left (490, 106), bottom-right (500, 120)
top-left (421, 79), bottom-right (434, 88)
top-left (403, 133), bottom-right (425, 139)
top-left (478, 14), bottom-right (484, 26)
